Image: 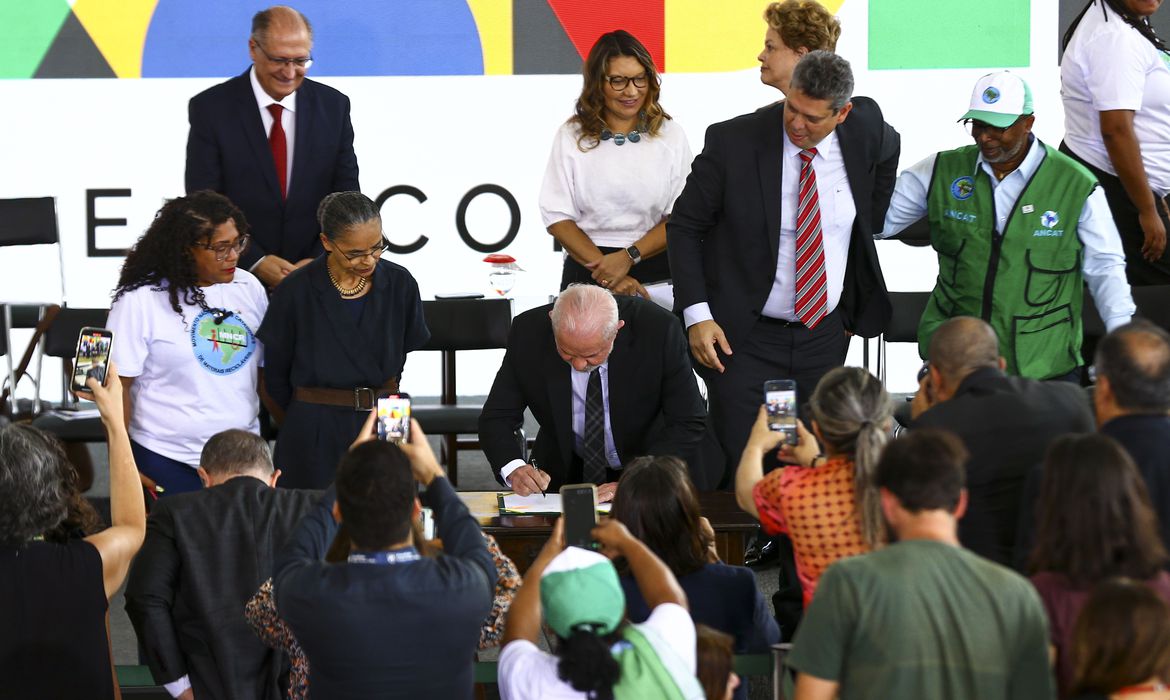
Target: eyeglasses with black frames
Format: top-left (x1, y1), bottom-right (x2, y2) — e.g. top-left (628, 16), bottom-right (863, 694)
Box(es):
top-left (606, 73), bottom-right (648, 90)
top-left (194, 234), bottom-right (250, 261)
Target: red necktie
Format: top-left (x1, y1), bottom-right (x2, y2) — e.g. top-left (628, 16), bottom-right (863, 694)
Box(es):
top-left (267, 104), bottom-right (287, 199)
top-left (794, 148), bottom-right (829, 329)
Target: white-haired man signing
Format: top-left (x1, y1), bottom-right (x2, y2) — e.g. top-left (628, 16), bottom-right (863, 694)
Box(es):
top-left (479, 285), bottom-right (707, 501)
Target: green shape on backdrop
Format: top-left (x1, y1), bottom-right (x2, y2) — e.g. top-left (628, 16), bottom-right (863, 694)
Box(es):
top-left (869, 0), bottom-right (1030, 70)
top-left (0, 0), bottom-right (72, 78)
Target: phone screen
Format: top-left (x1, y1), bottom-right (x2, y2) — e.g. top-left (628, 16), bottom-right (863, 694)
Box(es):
top-left (560, 484), bottom-right (598, 550)
top-left (764, 380), bottom-right (798, 446)
top-left (73, 327), bottom-right (114, 392)
top-left (376, 393), bottom-right (412, 443)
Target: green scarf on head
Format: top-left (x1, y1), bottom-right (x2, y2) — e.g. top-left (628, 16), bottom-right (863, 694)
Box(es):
top-left (612, 623), bottom-right (705, 700)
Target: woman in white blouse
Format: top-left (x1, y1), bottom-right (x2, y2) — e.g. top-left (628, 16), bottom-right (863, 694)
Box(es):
top-left (539, 30), bottom-right (692, 299)
top-left (1061, 0), bottom-right (1170, 284)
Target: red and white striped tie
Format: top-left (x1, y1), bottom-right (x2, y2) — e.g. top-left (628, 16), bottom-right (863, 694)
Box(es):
top-left (794, 148), bottom-right (829, 329)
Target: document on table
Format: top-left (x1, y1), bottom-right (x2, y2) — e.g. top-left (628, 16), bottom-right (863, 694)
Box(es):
top-left (497, 493), bottom-right (613, 515)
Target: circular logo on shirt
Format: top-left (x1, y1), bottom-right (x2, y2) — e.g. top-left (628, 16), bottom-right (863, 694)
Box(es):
top-left (1041, 210), bottom-right (1060, 228)
top-left (190, 309), bottom-right (256, 375)
top-left (950, 176), bottom-right (975, 200)
top-left (982, 87), bottom-right (1001, 104)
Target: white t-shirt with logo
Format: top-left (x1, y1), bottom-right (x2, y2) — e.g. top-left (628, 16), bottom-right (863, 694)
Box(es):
top-left (107, 271), bottom-right (268, 466)
top-left (1062, 0), bottom-right (1170, 195)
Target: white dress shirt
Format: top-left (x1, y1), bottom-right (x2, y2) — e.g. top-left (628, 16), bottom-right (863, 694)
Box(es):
top-left (500, 362), bottom-right (620, 486)
top-left (880, 136), bottom-right (1135, 330)
top-left (683, 129), bottom-right (856, 327)
top-left (249, 66), bottom-right (297, 192)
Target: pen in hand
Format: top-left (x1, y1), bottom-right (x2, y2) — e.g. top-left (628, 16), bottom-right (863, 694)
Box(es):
top-left (531, 459), bottom-right (546, 498)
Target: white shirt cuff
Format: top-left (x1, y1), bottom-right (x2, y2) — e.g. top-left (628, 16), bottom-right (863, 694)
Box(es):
top-left (164, 675), bottom-right (192, 698)
top-left (682, 303), bottom-right (714, 328)
top-left (500, 459), bottom-right (527, 487)
top-left (248, 255), bottom-right (267, 273)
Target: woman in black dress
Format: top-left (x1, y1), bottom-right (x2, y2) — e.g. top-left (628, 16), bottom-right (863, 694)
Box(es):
top-left (259, 192), bottom-right (429, 488)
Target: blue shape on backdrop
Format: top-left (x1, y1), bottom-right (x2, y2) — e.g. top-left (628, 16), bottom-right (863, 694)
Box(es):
top-left (143, 0), bottom-right (483, 77)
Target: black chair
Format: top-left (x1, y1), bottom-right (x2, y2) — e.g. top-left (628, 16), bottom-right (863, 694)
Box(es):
top-left (0, 198), bottom-right (67, 417)
top-left (412, 298), bottom-right (512, 485)
top-left (876, 291), bottom-right (932, 386)
top-left (1083, 284), bottom-right (1170, 369)
top-left (30, 308), bottom-right (110, 444)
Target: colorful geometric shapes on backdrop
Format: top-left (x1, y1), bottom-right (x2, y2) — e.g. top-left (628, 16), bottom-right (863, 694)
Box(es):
top-left (34, 9), bottom-right (117, 78)
top-left (869, 0), bottom-right (1030, 69)
top-left (0, 0), bottom-right (72, 78)
top-left (71, 0), bottom-right (160, 78)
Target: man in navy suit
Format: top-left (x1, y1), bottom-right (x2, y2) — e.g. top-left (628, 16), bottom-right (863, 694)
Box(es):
top-left (185, 6), bottom-right (360, 287)
top-left (668, 50), bottom-right (898, 483)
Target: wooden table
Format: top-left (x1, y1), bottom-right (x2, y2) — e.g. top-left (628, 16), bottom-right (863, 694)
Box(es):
top-left (458, 491), bottom-right (758, 574)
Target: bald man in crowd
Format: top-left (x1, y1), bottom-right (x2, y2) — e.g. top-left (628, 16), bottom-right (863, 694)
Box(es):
top-left (479, 285), bottom-right (708, 500)
top-left (910, 316), bottom-right (1094, 567)
top-left (185, 5), bottom-right (359, 287)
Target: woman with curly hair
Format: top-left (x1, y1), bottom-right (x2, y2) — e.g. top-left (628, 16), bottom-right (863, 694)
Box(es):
top-left (539, 29), bottom-right (692, 298)
top-left (758, 0), bottom-right (842, 95)
top-left (0, 365), bottom-right (145, 698)
top-left (107, 190), bottom-right (268, 495)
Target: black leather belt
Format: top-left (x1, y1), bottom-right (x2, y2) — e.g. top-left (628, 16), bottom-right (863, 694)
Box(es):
top-left (758, 316), bottom-right (807, 328)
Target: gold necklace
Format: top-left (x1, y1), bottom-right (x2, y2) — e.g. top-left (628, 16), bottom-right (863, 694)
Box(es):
top-left (327, 261), bottom-right (368, 297)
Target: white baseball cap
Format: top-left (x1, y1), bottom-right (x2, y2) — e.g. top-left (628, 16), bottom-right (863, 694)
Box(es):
top-left (959, 71), bottom-right (1034, 129)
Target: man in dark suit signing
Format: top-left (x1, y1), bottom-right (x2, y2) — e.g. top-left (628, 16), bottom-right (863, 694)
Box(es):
top-left (186, 5), bottom-right (359, 288)
top-left (667, 50), bottom-right (898, 483)
top-left (479, 284), bottom-right (707, 500)
top-left (125, 430), bottom-right (319, 700)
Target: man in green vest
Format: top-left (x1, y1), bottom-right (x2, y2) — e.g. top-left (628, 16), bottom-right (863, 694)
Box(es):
top-left (879, 71), bottom-right (1133, 379)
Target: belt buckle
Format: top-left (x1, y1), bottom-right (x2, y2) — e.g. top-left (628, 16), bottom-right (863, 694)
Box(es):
top-left (353, 387), bottom-right (375, 411)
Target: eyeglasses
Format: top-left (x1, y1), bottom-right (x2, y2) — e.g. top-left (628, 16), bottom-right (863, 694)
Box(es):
top-left (962, 116), bottom-right (1022, 138)
top-left (254, 42), bottom-right (313, 69)
top-left (194, 234), bottom-right (250, 261)
top-left (606, 73), bottom-right (648, 90)
top-left (339, 237), bottom-right (390, 261)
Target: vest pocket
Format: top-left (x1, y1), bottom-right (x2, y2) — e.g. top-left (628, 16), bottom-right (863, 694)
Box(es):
top-left (933, 236), bottom-right (967, 288)
top-left (1024, 247), bottom-right (1080, 307)
top-left (1012, 305), bottom-right (1076, 378)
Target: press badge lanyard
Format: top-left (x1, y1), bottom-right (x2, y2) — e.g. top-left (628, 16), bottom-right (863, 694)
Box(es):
top-left (347, 547), bottom-right (421, 565)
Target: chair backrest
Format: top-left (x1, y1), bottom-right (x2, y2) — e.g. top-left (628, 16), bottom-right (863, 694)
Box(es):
top-left (885, 291), bottom-right (932, 344)
top-left (44, 308), bottom-right (110, 359)
top-left (0, 198), bottom-right (59, 247)
top-left (420, 298), bottom-right (512, 351)
top-left (1133, 285), bottom-right (1170, 333)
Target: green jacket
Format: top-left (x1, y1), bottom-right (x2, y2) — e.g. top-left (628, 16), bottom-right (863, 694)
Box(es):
top-left (919, 143), bottom-right (1096, 378)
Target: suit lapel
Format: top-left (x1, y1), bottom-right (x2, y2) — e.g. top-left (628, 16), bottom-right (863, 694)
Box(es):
top-left (604, 321), bottom-right (635, 463)
top-left (757, 103), bottom-right (785, 267)
top-left (543, 341), bottom-right (575, 472)
top-left (232, 70), bottom-right (282, 202)
top-left (289, 80), bottom-right (313, 203)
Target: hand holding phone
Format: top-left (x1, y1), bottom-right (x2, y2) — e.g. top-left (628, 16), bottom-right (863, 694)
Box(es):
top-left (560, 483), bottom-right (599, 550)
top-left (376, 393), bottom-right (412, 443)
top-left (764, 379), bottom-right (798, 446)
top-left (72, 327), bottom-right (114, 393)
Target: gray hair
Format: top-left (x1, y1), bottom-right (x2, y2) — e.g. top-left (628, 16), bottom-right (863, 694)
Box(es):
top-left (808, 367), bottom-right (891, 549)
top-left (550, 284), bottom-right (620, 340)
top-left (0, 425), bottom-right (72, 546)
top-left (251, 6), bottom-right (313, 43)
top-left (928, 316), bottom-right (1000, 381)
top-left (789, 49), bottom-right (854, 111)
top-left (317, 191), bottom-right (381, 242)
top-left (200, 429), bottom-right (274, 477)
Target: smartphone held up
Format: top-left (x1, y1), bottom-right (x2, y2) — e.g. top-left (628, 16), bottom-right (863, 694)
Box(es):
top-left (561, 483), bottom-right (599, 550)
top-left (376, 393), bottom-right (412, 444)
top-left (72, 327), bottom-right (114, 393)
top-left (764, 379), bottom-right (798, 446)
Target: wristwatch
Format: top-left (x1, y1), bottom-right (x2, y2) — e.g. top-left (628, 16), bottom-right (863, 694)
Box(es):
top-left (625, 245), bottom-right (642, 265)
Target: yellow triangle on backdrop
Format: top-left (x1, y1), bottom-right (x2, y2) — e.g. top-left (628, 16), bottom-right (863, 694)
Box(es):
top-left (467, 0), bottom-right (512, 76)
top-left (71, 0), bottom-right (159, 78)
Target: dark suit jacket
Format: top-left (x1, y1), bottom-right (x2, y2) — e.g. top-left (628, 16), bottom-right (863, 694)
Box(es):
top-left (913, 367), bottom-right (1094, 566)
top-left (1102, 414), bottom-right (1170, 553)
top-left (478, 296), bottom-right (707, 488)
top-left (274, 479), bottom-right (494, 700)
top-left (186, 70), bottom-right (360, 269)
top-left (667, 97), bottom-right (898, 345)
top-left (124, 477), bottom-right (320, 700)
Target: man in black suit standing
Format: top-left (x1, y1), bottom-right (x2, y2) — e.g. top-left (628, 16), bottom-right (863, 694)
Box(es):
top-left (186, 5), bottom-right (360, 288)
top-left (125, 430), bottom-right (319, 700)
top-left (479, 284), bottom-right (708, 499)
top-left (1094, 320), bottom-right (1170, 551)
top-left (911, 317), bottom-right (1094, 566)
top-left (668, 50), bottom-right (898, 481)
top-left (274, 421), bottom-right (494, 699)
